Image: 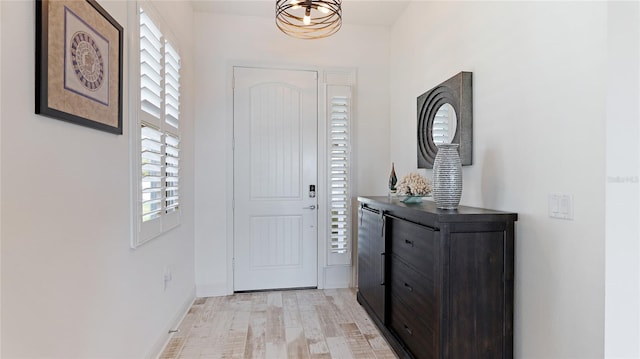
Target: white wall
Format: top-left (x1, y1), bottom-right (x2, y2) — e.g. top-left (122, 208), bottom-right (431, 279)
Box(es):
top-left (605, 2), bottom-right (640, 358)
top-left (390, 2), bottom-right (606, 357)
top-left (0, 1), bottom-right (196, 357)
top-left (193, 13), bottom-right (390, 296)
top-left (0, 1), bottom-right (3, 355)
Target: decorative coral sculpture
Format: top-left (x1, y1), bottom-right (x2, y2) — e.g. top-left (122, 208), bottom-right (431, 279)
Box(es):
top-left (396, 172), bottom-right (432, 196)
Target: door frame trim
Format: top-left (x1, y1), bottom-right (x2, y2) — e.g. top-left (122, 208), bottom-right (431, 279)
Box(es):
top-left (226, 63), bottom-right (327, 294)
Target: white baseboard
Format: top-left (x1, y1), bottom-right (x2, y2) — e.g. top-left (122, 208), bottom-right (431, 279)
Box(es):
top-left (148, 286), bottom-right (196, 359)
top-left (196, 282), bottom-right (230, 297)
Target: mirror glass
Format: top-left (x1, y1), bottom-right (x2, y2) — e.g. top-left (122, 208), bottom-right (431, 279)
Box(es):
top-left (432, 103), bottom-right (457, 145)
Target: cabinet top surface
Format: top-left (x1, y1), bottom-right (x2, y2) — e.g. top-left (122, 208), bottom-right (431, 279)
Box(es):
top-left (358, 196), bottom-right (518, 223)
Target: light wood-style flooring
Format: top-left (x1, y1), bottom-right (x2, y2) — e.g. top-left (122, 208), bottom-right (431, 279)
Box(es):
top-left (160, 288), bottom-right (398, 359)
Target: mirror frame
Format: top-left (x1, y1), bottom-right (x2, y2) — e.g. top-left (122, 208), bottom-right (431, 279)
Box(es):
top-left (417, 71), bottom-right (473, 169)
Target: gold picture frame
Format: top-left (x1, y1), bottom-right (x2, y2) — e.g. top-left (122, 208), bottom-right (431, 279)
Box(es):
top-left (36, 0), bottom-right (123, 134)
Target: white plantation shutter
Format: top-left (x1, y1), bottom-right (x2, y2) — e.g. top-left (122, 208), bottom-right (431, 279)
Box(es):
top-left (165, 133), bottom-right (180, 214)
top-left (163, 39), bottom-right (180, 222)
top-left (328, 85), bottom-right (351, 256)
top-left (139, 10), bottom-right (162, 126)
top-left (164, 41), bottom-right (180, 133)
top-left (141, 125), bottom-right (164, 222)
top-left (432, 105), bottom-right (452, 144)
top-left (134, 4), bottom-right (181, 247)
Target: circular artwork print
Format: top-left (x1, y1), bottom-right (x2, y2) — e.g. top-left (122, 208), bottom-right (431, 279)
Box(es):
top-left (70, 31), bottom-right (104, 92)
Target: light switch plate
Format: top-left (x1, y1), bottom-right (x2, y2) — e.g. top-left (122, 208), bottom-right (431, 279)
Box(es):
top-left (549, 193), bottom-right (574, 220)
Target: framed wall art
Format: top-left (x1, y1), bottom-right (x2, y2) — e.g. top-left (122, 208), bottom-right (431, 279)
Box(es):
top-left (36, 0), bottom-right (123, 134)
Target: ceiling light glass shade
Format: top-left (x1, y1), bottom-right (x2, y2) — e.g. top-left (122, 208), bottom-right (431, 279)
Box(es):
top-left (276, 0), bottom-right (342, 39)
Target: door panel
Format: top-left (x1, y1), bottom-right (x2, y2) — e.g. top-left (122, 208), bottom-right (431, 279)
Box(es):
top-left (250, 215), bottom-right (302, 267)
top-left (233, 67), bottom-right (318, 291)
top-left (249, 84), bottom-right (302, 199)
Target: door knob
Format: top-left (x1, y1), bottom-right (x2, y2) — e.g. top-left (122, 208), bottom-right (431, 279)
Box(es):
top-left (303, 205), bottom-right (317, 210)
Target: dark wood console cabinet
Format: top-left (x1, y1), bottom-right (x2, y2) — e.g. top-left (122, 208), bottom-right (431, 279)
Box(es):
top-left (357, 196), bottom-right (517, 359)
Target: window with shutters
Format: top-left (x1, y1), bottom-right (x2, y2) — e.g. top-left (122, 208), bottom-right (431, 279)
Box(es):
top-left (133, 4), bottom-right (181, 247)
top-left (327, 85), bottom-right (351, 257)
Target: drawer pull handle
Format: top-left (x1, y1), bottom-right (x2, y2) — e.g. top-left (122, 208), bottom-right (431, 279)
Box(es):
top-left (404, 324), bottom-right (413, 335)
top-left (404, 239), bottom-right (414, 247)
top-left (403, 282), bottom-right (413, 292)
top-left (380, 253), bottom-right (385, 286)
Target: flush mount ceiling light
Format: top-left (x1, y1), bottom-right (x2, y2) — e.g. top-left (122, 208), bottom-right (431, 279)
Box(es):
top-left (276, 0), bottom-right (342, 39)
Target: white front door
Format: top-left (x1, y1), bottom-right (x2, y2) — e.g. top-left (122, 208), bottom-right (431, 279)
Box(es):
top-left (233, 67), bottom-right (318, 291)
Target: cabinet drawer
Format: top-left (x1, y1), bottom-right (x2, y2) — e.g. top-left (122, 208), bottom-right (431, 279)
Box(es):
top-left (388, 217), bottom-right (437, 275)
top-left (390, 255), bottom-right (435, 323)
top-left (389, 293), bottom-right (436, 359)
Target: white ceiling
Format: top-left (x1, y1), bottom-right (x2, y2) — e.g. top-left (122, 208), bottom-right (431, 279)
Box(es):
top-left (191, 0), bottom-right (410, 27)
